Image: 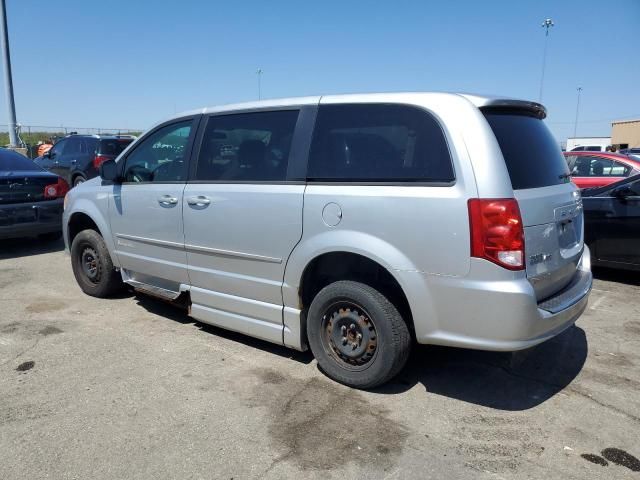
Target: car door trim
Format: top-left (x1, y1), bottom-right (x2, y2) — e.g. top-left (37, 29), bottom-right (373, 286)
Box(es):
top-left (115, 233), bottom-right (184, 250)
top-left (184, 242), bottom-right (283, 264)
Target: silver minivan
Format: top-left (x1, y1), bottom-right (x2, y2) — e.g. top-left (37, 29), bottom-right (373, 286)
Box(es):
top-left (63, 93), bottom-right (592, 388)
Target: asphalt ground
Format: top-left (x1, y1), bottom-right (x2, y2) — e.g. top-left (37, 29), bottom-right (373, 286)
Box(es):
top-left (1, 238), bottom-right (639, 479)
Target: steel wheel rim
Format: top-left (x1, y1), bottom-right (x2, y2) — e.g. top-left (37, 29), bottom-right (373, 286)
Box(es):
top-left (80, 246), bottom-right (100, 283)
top-left (320, 300), bottom-right (378, 371)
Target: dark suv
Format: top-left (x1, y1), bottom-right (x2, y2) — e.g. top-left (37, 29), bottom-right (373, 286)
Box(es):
top-left (35, 134), bottom-right (135, 187)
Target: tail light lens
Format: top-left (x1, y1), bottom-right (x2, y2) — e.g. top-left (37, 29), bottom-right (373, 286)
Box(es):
top-left (468, 198), bottom-right (525, 270)
top-left (93, 154), bottom-right (111, 169)
top-left (44, 178), bottom-right (70, 199)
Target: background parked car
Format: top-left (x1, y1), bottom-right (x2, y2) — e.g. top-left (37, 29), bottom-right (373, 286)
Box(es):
top-left (620, 147), bottom-right (640, 162)
top-left (564, 151), bottom-right (640, 189)
top-left (34, 134), bottom-right (135, 187)
top-left (0, 148), bottom-right (68, 241)
top-left (582, 174), bottom-right (640, 271)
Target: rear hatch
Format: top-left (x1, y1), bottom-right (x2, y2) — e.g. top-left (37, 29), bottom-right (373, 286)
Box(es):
top-left (483, 109), bottom-right (583, 301)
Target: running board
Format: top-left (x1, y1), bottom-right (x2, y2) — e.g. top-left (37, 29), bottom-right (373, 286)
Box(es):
top-left (125, 279), bottom-right (181, 301)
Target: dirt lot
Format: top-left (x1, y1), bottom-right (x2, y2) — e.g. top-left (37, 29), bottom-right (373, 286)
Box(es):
top-left (1, 238), bottom-right (639, 479)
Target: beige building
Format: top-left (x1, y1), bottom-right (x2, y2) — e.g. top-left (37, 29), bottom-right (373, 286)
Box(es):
top-left (611, 118), bottom-right (640, 148)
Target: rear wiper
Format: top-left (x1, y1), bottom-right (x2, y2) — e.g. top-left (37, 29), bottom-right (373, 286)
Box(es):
top-left (558, 173), bottom-right (571, 180)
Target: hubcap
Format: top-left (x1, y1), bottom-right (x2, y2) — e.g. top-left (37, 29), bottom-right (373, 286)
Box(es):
top-left (81, 247), bottom-right (100, 282)
top-left (321, 302), bottom-right (377, 368)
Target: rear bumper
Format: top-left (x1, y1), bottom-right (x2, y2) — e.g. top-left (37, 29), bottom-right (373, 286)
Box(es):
top-left (402, 246), bottom-right (592, 351)
top-left (0, 199), bottom-right (63, 240)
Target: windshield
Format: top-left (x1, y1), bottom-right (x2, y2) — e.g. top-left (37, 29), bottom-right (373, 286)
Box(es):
top-left (483, 110), bottom-right (570, 190)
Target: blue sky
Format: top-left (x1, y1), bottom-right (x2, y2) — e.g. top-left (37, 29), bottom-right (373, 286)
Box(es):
top-left (2, 0), bottom-right (639, 142)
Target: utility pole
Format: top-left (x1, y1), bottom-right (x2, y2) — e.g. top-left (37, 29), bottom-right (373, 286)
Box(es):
top-left (539, 18), bottom-right (554, 103)
top-left (573, 87), bottom-right (583, 138)
top-left (0, 0), bottom-right (19, 148)
top-left (256, 68), bottom-right (263, 100)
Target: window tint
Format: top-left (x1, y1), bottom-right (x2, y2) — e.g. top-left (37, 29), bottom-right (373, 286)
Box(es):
top-left (122, 120), bottom-right (192, 183)
top-left (49, 139), bottom-right (67, 158)
top-left (483, 111), bottom-right (569, 189)
top-left (307, 104), bottom-right (453, 182)
top-left (195, 110), bottom-right (299, 181)
top-left (586, 146), bottom-right (602, 151)
top-left (100, 138), bottom-right (132, 156)
top-left (571, 156), bottom-right (630, 177)
top-left (63, 137), bottom-right (84, 155)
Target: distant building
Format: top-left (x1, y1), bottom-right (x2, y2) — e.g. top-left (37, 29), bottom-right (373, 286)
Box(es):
top-left (611, 119), bottom-right (640, 149)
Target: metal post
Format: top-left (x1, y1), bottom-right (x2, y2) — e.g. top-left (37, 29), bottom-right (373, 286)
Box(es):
top-left (0, 0), bottom-right (18, 147)
top-left (257, 68), bottom-right (263, 100)
top-left (539, 18), bottom-right (554, 102)
top-left (573, 87), bottom-right (582, 138)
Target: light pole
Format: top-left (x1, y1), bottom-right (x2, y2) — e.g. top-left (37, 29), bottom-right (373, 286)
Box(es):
top-left (0, 0), bottom-right (19, 148)
top-left (573, 87), bottom-right (583, 138)
top-left (539, 18), bottom-right (554, 102)
top-left (256, 68), bottom-right (263, 100)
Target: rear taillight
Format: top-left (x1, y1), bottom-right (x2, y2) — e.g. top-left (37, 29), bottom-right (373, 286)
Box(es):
top-left (468, 198), bottom-right (525, 270)
top-left (93, 154), bottom-right (110, 169)
top-left (43, 178), bottom-right (70, 199)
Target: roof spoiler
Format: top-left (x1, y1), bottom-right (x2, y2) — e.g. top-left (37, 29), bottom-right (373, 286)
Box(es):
top-left (479, 99), bottom-right (547, 119)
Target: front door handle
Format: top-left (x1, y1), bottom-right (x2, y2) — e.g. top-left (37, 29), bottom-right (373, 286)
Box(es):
top-left (186, 195), bottom-right (211, 207)
top-left (158, 195), bottom-right (178, 206)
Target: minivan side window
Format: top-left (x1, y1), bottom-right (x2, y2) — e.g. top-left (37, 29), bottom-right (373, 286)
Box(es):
top-left (195, 110), bottom-right (299, 182)
top-left (122, 120), bottom-right (192, 183)
top-left (307, 104), bottom-right (454, 183)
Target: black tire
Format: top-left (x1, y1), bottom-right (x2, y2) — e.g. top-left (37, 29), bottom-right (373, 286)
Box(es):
top-left (38, 231), bottom-right (62, 242)
top-left (70, 229), bottom-right (123, 297)
top-left (307, 280), bottom-right (411, 389)
top-left (73, 176), bottom-right (86, 187)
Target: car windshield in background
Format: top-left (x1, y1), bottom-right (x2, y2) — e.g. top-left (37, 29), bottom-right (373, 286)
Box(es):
top-left (0, 150), bottom-right (43, 172)
top-left (483, 110), bottom-right (570, 190)
top-left (99, 139), bottom-right (133, 156)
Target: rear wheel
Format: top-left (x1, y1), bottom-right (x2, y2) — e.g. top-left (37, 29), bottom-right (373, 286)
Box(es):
top-left (73, 176), bottom-right (86, 187)
top-left (70, 229), bottom-right (123, 297)
top-left (307, 280), bottom-right (411, 389)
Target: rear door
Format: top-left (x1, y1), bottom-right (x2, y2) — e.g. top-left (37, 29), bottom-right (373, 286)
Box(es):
top-left (483, 111), bottom-right (583, 300)
top-left (182, 108), bottom-right (308, 344)
top-left (108, 117), bottom-right (198, 291)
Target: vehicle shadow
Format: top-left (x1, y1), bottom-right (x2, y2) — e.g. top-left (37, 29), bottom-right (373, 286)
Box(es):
top-left (375, 325), bottom-right (588, 411)
top-left (0, 237), bottom-right (65, 260)
top-left (592, 266), bottom-right (640, 286)
top-left (134, 293), bottom-right (314, 365)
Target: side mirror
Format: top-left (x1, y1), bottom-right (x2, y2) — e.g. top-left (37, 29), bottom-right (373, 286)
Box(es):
top-left (43, 150), bottom-right (51, 159)
top-left (99, 159), bottom-right (120, 183)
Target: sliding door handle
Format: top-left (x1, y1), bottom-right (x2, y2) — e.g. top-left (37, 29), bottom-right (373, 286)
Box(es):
top-left (158, 195), bottom-right (178, 206)
top-left (186, 195), bottom-right (211, 207)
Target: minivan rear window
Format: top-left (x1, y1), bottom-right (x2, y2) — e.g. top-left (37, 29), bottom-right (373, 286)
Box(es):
top-left (483, 110), bottom-right (570, 190)
top-left (308, 104), bottom-right (454, 183)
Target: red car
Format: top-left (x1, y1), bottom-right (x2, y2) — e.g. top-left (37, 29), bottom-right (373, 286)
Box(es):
top-left (563, 151), bottom-right (640, 189)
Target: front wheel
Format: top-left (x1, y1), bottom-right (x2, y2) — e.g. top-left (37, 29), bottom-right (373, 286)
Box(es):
top-left (70, 229), bottom-right (123, 297)
top-left (307, 280), bottom-right (411, 389)
top-left (73, 176), bottom-right (86, 187)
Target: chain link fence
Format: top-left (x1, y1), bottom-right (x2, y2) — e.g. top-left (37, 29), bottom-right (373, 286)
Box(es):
top-left (1, 124), bottom-right (143, 158)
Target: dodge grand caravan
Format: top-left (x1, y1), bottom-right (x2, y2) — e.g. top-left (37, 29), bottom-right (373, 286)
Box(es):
top-left (63, 93), bottom-right (592, 388)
